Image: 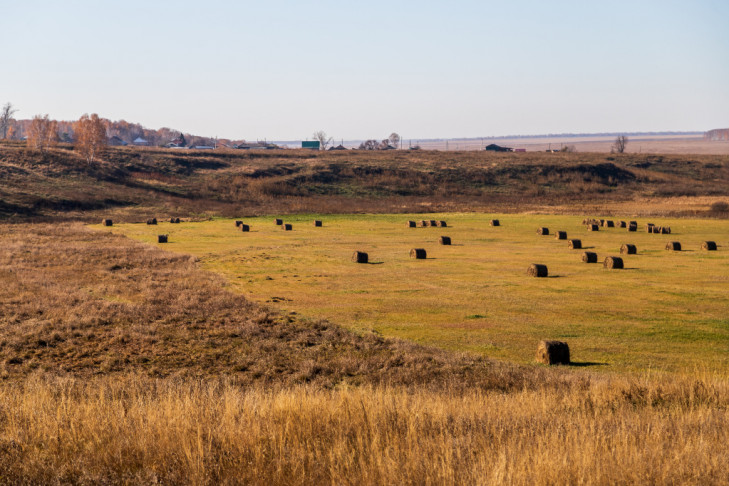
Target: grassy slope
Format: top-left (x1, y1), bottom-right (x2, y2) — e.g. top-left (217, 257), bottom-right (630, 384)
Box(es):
top-left (0, 222), bottom-right (546, 391)
top-left (108, 214), bottom-right (729, 375)
top-left (1, 142), bottom-right (729, 220)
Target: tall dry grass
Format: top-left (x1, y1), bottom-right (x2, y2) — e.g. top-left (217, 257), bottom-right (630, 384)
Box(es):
top-left (0, 373), bottom-right (727, 484)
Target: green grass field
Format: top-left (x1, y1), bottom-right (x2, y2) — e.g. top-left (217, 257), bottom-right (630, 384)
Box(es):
top-left (103, 214), bottom-right (729, 375)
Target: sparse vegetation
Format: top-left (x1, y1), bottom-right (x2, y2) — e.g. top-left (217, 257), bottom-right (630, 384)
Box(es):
top-left (0, 143), bottom-right (728, 221)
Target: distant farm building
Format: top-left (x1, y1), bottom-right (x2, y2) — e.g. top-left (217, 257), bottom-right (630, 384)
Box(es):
top-left (165, 135), bottom-right (187, 148)
top-left (236, 142), bottom-right (278, 150)
top-left (328, 144), bottom-right (348, 151)
top-left (302, 141), bottom-right (320, 150)
top-left (189, 145), bottom-right (214, 150)
top-left (132, 137), bottom-right (149, 146)
top-left (485, 144), bottom-right (513, 152)
top-left (108, 136), bottom-right (128, 146)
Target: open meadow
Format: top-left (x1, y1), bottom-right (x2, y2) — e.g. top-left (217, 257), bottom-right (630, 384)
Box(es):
top-left (1, 145), bottom-right (728, 483)
top-left (1, 221), bottom-right (728, 484)
top-left (106, 213), bottom-right (729, 376)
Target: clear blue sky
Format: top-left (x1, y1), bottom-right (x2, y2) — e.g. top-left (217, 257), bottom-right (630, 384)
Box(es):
top-left (3, 0), bottom-right (728, 140)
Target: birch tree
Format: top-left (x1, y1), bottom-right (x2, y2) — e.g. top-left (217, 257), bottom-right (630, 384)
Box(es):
top-left (74, 113), bottom-right (107, 163)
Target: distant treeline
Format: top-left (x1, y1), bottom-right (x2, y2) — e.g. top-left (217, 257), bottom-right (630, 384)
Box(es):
top-left (7, 117), bottom-right (244, 148)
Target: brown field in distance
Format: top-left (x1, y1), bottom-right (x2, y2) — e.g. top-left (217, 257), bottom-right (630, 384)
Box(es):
top-left (408, 133), bottom-right (729, 154)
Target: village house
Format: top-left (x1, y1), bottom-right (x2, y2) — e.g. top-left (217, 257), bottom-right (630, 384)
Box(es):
top-left (485, 143), bottom-right (513, 152)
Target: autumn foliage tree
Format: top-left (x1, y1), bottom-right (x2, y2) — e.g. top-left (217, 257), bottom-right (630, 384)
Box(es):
top-left (26, 115), bottom-right (58, 152)
top-left (74, 113), bottom-right (107, 163)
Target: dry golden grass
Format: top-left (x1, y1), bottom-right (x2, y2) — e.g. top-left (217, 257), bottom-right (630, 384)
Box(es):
top-left (2, 222), bottom-right (729, 484)
top-left (0, 373), bottom-right (727, 484)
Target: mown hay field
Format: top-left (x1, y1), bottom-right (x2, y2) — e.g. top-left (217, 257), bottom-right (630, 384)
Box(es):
top-left (105, 213), bottom-right (729, 375)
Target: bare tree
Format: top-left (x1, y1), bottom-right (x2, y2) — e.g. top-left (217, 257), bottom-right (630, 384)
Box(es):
top-left (74, 113), bottom-right (107, 163)
top-left (0, 102), bottom-right (17, 139)
top-left (312, 130), bottom-right (333, 151)
top-left (26, 115), bottom-right (58, 153)
top-left (388, 132), bottom-right (401, 149)
top-left (612, 135), bottom-right (628, 154)
top-left (358, 139), bottom-right (378, 150)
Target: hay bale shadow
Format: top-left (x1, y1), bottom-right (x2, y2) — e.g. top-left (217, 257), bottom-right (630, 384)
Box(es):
top-left (366, 261), bottom-right (385, 265)
top-left (568, 361), bottom-right (608, 367)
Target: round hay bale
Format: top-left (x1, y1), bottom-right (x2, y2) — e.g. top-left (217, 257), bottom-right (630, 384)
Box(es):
top-left (618, 221), bottom-right (627, 228)
top-left (275, 218), bottom-right (283, 225)
top-left (410, 248), bottom-right (427, 259)
top-left (702, 241), bottom-right (717, 251)
top-left (536, 340), bottom-right (570, 365)
top-left (646, 223), bottom-right (655, 232)
top-left (527, 263), bottom-right (548, 277)
top-left (283, 224), bottom-right (292, 231)
top-left (627, 223), bottom-right (637, 232)
top-left (490, 219), bottom-right (500, 226)
top-left (588, 224), bottom-right (599, 231)
top-left (439, 236), bottom-right (451, 245)
top-left (102, 219), bottom-right (113, 227)
top-left (437, 221), bottom-right (447, 228)
top-left (352, 251), bottom-right (368, 264)
top-left (582, 251), bottom-right (598, 263)
top-left (313, 220), bottom-right (323, 227)
top-left (406, 221), bottom-right (416, 228)
top-left (157, 235), bottom-right (168, 243)
top-left (429, 220), bottom-right (437, 227)
top-left (620, 244), bottom-right (637, 255)
top-left (174, 218), bottom-right (181, 224)
top-left (555, 231), bottom-right (567, 240)
top-left (568, 239), bottom-right (582, 249)
top-left (661, 226), bottom-right (671, 234)
top-left (240, 224), bottom-right (250, 232)
top-left (170, 218), bottom-right (178, 224)
top-left (235, 220), bottom-right (243, 227)
top-left (666, 241), bottom-right (681, 251)
top-left (604, 256), bottom-right (624, 269)
top-left (603, 220), bottom-right (614, 228)
top-left (146, 218), bottom-right (157, 225)
top-left (420, 220), bottom-right (429, 227)
top-left (629, 221), bottom-right (637, 226)
top-left (537, 227), bottom-right (549, 236)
